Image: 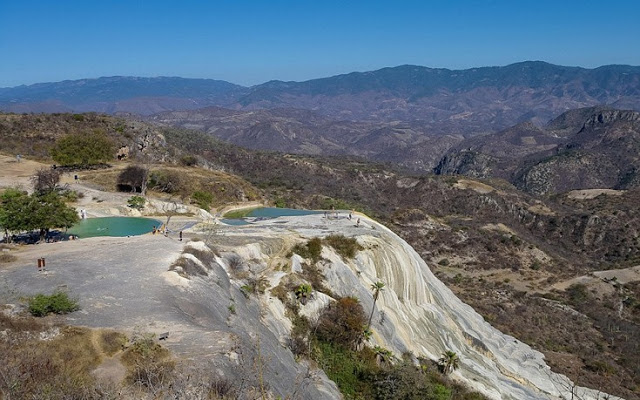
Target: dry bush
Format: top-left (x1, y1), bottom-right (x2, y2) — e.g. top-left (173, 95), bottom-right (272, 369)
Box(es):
top-left (206, 377), bottom-right (237, 399)
top-left (183, 246), bottom-right (217, 265)
top-left (0, 312), bottom-right (48, 334)
top-left (315, 297), bottom-right (366, 349)
top-left (99, 330), bottom-right (126, 356)
top-left (0, 253), bottom-right (17, 263)
top-left (0, 324), bottom-right (104, 399)
top-left (122, 331), bottom-right (176, 394)
top-left (226, 254), bottom-right (248, 278)
top-left (169, 256), bottom-right (208, 278)
top-left (31, 168), bottom-right (62, 193)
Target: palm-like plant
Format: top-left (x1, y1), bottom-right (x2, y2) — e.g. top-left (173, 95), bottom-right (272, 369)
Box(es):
top-left (373, 345), bottom-right (394, 366)
top-left (438, 350), bottom-right (460, 374)
top-left (367, 281), bottom-right (385, 330)
top-left (295, 283), bottom-right (312, 305)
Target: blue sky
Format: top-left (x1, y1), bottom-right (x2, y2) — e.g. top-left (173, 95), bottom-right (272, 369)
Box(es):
top-left (1, 0), bottom-right (639, 87)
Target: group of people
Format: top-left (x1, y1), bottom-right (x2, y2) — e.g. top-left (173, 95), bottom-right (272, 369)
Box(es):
top-left (323, 209), bottom-right (361, 226)
top-left (152, 224), bottom-right (183, 241)
top-left (152, 225), bottom-right (168, 236)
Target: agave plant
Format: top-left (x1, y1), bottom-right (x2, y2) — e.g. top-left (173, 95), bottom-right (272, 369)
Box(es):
top-left (295, 283), bottom-right (312, 304)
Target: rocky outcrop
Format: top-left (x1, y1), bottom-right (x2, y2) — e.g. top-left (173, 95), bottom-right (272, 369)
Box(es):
top-left (433, 151), bottom-right (497, 178)
top-left (196, 215), bottom-right (622, 400)
top-left (436, 107), bottom-right (640, 195)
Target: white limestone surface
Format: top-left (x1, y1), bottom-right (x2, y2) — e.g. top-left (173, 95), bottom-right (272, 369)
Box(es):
top-left (216, 213), bottom-right (622, 400)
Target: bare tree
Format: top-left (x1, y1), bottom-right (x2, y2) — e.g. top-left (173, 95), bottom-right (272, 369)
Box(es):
top-left (31, 168), bottom-right (62, 193)
top-left (117, 165), bottom-right (149, 195)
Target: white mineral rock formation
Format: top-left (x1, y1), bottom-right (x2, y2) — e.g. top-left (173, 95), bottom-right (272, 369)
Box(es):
top-left (220, 213), bottom-right (622, 400)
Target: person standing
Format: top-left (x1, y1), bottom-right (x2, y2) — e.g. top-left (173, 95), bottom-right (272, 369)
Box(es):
top-left (179, 231), bottom-right (183, 241)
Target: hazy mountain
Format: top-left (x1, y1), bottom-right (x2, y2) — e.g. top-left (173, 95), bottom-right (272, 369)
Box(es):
top-left (0, 76), bottom-right (245, 115)
top-left (435, 107), bottom-right (640, 194)
top-left (238, 61), bottom-right (640, 130)
top-left (2, 62), bottom-right (639, 135)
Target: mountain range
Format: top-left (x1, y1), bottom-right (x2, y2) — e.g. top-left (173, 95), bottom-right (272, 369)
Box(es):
top-left (3, 61), bottom-right (640, 183)
top-left (2, 61), bottom-right (640, 130)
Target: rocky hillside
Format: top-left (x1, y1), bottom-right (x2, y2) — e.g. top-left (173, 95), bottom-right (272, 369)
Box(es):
top-left (147, 107), bottom-right (461, 170)
top-left (2, 113), bottom-right (639, 398)
top-left (435, 107), bottom-right (640, 194)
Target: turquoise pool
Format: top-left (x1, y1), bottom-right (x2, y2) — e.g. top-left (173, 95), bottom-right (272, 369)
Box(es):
top-left (247, 207), bottom-right (323, 218)
top-left (68, 217), bottom-right (162, 238)
top-left (222, 207), bottom-right (323, 225)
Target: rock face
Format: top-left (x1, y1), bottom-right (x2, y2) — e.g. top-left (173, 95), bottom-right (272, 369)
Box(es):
top-left (436, 107), bottom-right (640, 195)
top-left (202, 215), bottom-right (622, 400)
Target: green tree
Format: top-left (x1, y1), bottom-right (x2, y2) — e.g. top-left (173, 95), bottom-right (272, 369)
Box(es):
top-left (191, 190), bottom-right (213, 211)
top-left (438, 350), bottom-right (460, 375)
top-left (28, 192), bottom-right (80, 241)
top-left (0, 189), bottom-right (78, 241)
top-left (0, 188), bottom-right (31, 240)
top-left (367, 281), bottom-right (385, 330)
top-left (50, 131), bottom-right (115, 167)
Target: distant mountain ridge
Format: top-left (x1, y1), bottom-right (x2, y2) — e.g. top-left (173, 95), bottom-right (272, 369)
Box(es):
top-left (0, 76), bottom-right (244, 115)
top-left (2, 62), bottom-right (640, 132)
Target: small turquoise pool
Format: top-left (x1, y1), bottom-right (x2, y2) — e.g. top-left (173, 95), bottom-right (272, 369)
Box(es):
top-left (247, 207), bottom-right (323, 218)
top-left (222, 207), bottom-right (323, 225)
top-left (68, 217), bottom-right (162, 238)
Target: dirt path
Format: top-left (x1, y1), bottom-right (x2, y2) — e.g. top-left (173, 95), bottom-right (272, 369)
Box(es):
top-left (0, 154), bottom-right (49, 191)
top-left (90, 330), bottom-right (127, 385)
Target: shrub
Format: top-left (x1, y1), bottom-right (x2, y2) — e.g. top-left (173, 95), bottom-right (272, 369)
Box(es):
top-left (179, 154), bottom-right (198, 167)
top-left (295, 283), bottom-right (312, 304)
top-left (28, 291), bottom-right (80, 317)
top-left (315, 297), bottom-right (366, 348)
top-left (291, 238), bottom-right (323, 263)
top-left (50, 131), bottom-right (115, 167)
top-left (566, 283), bottom-right (590, 304)
top-left (324, 234), bottom-right (363, 260)
top-left (148, 169), bottom-right (185, 194)
top-left (127, 195), bottom-right (146, 210)
top-left (192, 190), bottom-right (213, 211)
top-left (122, 331), bottom-right (175, 392)
top-left (313, 340), bottom-right (377, 398)
top-left (0, 253), bottom-right (17, 263)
